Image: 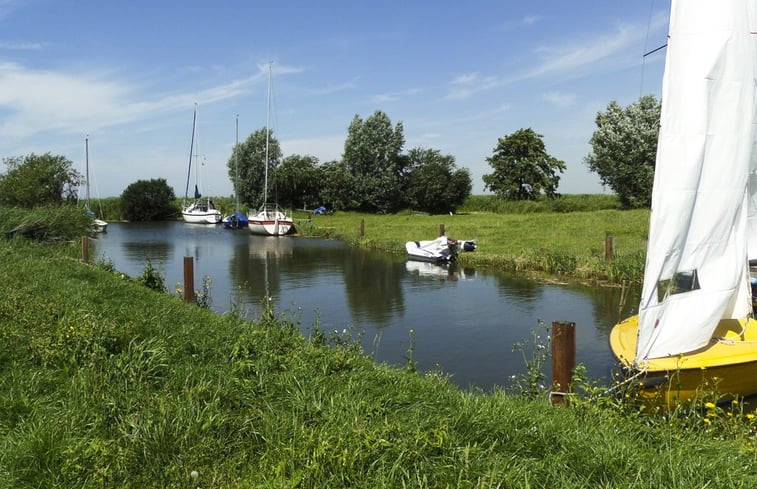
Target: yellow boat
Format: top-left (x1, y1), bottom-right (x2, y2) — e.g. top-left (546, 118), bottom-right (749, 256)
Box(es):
top-left (609, 0), bottom-right (757, 407)
top-left (610, 316), bottom-right (757, 406)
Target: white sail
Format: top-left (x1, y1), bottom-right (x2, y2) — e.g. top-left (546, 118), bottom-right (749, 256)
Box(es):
top-left (636, 0), bottom-right (757, 361)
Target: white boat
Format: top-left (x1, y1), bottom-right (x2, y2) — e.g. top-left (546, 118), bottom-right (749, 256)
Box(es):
top-left (609, 0), bottom-right (757, 406)
top-left (405, 236), bottom-right (475, 263)
top-left (182, 103), bottom-right (221, 225)
top-left (82, 137), bottom-right (107, 233)
top-left (248, 64), bottom-right (294, 236)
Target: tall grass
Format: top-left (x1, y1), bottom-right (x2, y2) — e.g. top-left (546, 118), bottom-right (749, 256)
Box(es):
top-left (0, 237), bottom-right (754, 487)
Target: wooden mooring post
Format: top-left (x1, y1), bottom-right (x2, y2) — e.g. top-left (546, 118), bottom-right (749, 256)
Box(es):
top-left (81, 236), bottom-right (89, 263)
top-left (183, 256), bottom-right (194, 304)
top-left (439, 223), bottom-right (445, 236)
top-left (551, 321), bottom-right (576, 405)
top-left (360, 219), bottom-right (365, 237)
top-left (605, 235), bottom-right (614, 261)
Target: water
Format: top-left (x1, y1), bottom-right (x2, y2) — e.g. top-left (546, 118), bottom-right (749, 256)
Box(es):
top-left (92, 221), bottom-right (638, 391)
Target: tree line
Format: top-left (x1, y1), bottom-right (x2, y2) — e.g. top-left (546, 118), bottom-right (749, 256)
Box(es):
top-left (0, 98), bottom-right (661, 219)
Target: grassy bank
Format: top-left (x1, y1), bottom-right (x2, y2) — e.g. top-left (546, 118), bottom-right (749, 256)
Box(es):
top-left (294, 208), bottom-right (649, 284)
top-left (1, 237), bottom-right (755, 487)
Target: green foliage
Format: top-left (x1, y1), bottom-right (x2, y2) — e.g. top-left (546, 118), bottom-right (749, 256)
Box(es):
top-left (483, 128), bottom-right (566, 200)
top-left (585, 95), bottom-right (660, 208)
top-left (343, 110), bottom-right (406, 213)
top-left (459, 194), bottom-right (623, 214)
top-left (275, 154), bottom-right (321, 209)
top-left (231, 128), bottom-right (282, 207)
top-left (0, 205), bottom-right (95, 241)
top-left (0, 153), bottom-right (83, 208)
top-left (316, 160), bottom-right (356, 211)
top-left (137, 259), bottom-right (166, 292)
top-left (120, 178), bottom-right (177, 221)
top-left (405, 148), bottom-right (472, 214)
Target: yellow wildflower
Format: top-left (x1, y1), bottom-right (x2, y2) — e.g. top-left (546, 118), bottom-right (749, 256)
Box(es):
top-left (705, 402), bottom-right (716, 409)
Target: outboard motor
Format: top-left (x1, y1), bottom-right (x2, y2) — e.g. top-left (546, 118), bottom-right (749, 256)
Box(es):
top-left (446, 238), bottom-right (460, 262)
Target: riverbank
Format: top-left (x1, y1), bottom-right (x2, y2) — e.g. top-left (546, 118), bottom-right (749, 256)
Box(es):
top-left (1, 237), bottom-right (754, 488)
top-left (293, 209), bottom-right (650, 285)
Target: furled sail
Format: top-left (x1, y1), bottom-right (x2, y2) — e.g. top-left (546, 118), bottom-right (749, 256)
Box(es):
top-left (636, 0), bottom-right (757, 362)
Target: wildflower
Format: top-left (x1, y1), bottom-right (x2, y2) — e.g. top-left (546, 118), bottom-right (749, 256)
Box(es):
top-left (703, 418), bottom-right (711, 424)
top-left (747, 413), bottom-right (755, 420)
top-left (705, 402), bottom-right (716, 409)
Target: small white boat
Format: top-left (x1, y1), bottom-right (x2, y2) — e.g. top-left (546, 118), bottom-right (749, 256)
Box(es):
top-left (182, 197), bottom-right (222, 224)
top-left (405, 236), bottom-right (476, 263)
top-left (181, 103), bottom-right (221, 225)
top-left (248, 63), bottom-right (294, 236)
top-left (82, 137), bottom-right (107, 232)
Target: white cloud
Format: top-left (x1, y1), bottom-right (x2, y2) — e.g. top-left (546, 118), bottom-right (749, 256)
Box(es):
top-left (542, 91), bottom-right (577, 108)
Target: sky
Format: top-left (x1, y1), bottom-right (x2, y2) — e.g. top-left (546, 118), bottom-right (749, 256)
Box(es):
top-left (0, 0), bottom-right (671, 199)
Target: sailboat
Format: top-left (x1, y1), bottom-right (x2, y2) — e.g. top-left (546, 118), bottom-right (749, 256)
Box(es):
top-left (182, 103), bottom-right (222, 224)
top-left (609, 0), bottom-right (757, 406)
top-left (223, 114), bottom-right (249, 229)
top-left (248, 64), bottom-right (294, 236)
top-left (82, 136), bottom-right (107, 233)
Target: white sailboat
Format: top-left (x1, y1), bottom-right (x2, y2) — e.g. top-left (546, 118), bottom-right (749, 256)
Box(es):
top-left (248, 64), bottom-right (294, 236)
top-left (83, 136), bottom-right (107, 233)
top-left (182, 103), bottom-right (222, 224)
top-left (610, 0), bottom-right (757, 406)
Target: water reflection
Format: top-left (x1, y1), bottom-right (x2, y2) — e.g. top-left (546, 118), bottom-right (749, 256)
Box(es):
top-left (93, 222), bottom-right (640, 390)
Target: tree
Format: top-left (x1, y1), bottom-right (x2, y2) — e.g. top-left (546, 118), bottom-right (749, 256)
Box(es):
top-left (343, 110), bottom-right (406, 213)
top-left (0, 153), bottom-right (82, 208)
top-left (275, 154), bottom-right (320, 210)
top-left (317, 160), bottom-right (356, 211)
top-left (483, 128), bottom-right (566, 200)
top-left (229, 128), bottom-right (282, 208)
top-left (120, 178), bottom-right (177, 221)
top-left (584, 95), bottom-right (660, 208)
top-left (405, 148), bottom-right (472, 214)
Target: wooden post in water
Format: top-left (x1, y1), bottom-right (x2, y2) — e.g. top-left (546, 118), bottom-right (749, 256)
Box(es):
top-left (439, 223), bottom-right (445, 236)
top-left (81, 236), bottom-right (89, 263)
top-left (605, 235), bottom-right (614, 261)
top-left (551, 321), bottom-right (576, 405)
top-left (360, 219), bottom-right (365, 238)
top-left (183, 256), bottom-right (194, 304)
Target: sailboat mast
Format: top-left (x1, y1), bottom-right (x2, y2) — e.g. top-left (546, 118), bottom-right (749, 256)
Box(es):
top-left (264, 63), bottom-right (271, 204)
top-left (85, 136), bottom-right (90, 206)
top-left (184, 103), bottom-right (198, 206)
top-left (235, 114), bottom-right (239, 212)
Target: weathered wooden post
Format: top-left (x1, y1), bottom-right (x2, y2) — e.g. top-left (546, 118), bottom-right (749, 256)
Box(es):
top-left (81, 236), bottom-right (89, 263)
top-left (551, 321), bottom-right (576, 405)
top-left (183, 256), bottom-right (194, 304)
top-left (439, 223), bottom-right (445, 236)
top-left (360, 219), bottom-right (365, 237)
top-left (605, 235), bottom-right (614, 261)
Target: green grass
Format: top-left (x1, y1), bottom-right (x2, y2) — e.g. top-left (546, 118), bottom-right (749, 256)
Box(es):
top-left (294, 208), bottom-right (650, 284)
top-left (1, 237), bottom-right (755, 488)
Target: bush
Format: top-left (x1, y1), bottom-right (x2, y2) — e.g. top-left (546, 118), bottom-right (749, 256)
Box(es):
top-left (121, 179), bottom-right (178, 221)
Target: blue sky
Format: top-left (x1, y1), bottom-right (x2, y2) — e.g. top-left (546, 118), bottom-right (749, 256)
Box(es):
top-left (0, 0), bottom-right (671, 199)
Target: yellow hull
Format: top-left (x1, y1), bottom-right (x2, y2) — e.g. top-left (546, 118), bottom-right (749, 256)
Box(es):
top-left (609, 315), bottom-right (757, 406)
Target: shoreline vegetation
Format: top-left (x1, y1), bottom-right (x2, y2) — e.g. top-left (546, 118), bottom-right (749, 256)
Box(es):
top-left (91, 193), bottom-right (651, 285)
top-left (2, 202), bottom-right (755, 487)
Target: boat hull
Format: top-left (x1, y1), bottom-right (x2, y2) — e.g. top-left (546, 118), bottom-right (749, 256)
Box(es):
top-left (248, 204), bottom-right (294, 236)
top-left (248, 218), bottom-right (294, 236)
top-left (610, 315), bottom-right (757, 406)
top-left (182, 210), bottom-right (221, 224)
top-left (405, 237), bottom-right (458, 263)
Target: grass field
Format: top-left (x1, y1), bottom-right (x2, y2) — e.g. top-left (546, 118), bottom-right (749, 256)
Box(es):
top-left (293, 208), bottom-right (650, 284)
top-left (1, 236), bottom-right (755, 488)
